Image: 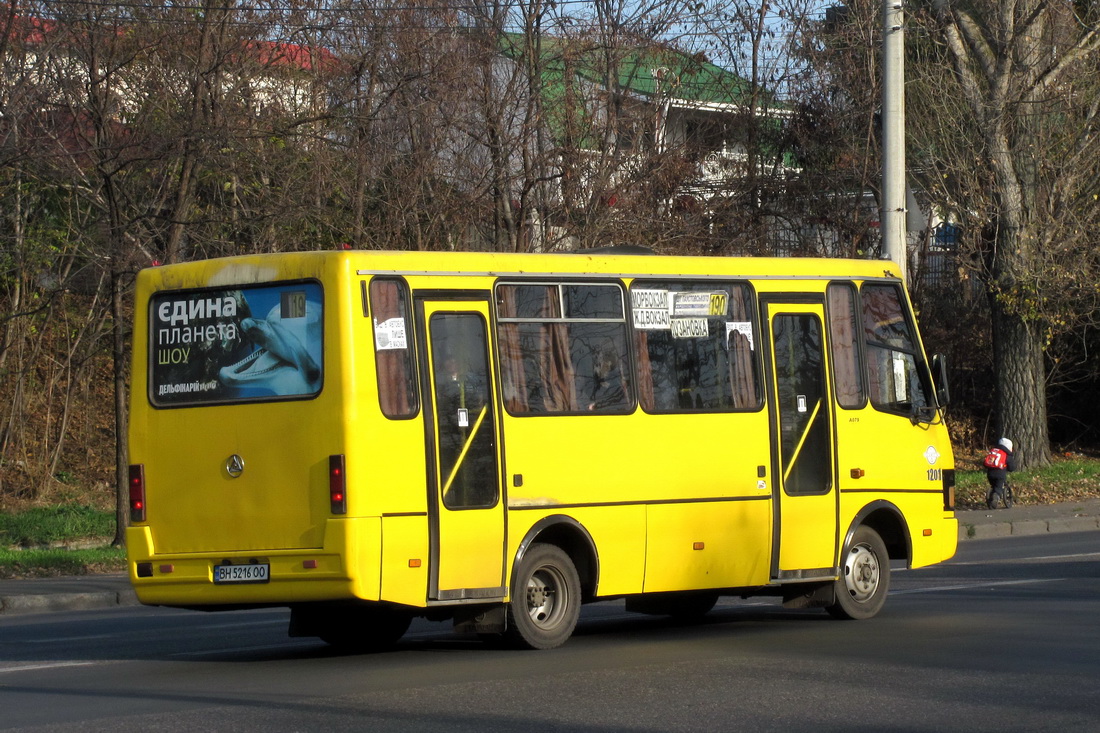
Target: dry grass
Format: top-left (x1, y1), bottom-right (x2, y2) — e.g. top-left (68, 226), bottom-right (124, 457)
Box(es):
top-left (954, 453), bottom-right (1100, 509)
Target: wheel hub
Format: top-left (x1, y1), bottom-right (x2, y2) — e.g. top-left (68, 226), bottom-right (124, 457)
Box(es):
top-left (843, 544), bottom-right (880, 601)
top-left (526, 568), bottom-right (561, 625)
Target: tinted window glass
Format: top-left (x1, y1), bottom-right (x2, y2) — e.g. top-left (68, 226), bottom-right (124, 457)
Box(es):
top-left (631, 281), bottom-right (761, 412)
top-left (773, 313), bottom-right (830, 494)
top-left (861, 284), bottom-right (931, 414)
top-left (827, 283), bottom-right (864, 409)
top-left (563, 284), bottom-right (623, 319)
top-left (430, 313), bottom-right (497, 508)
top-left (497, 283), bottom-right (632, 414)
top-left (503, 284), bottom-right (561, 319)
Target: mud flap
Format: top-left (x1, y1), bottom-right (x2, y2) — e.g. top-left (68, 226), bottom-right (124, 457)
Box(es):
top-left (453, 603), bottom-right (507, 634)
top-left (782, 582), bottom-right (836, 609)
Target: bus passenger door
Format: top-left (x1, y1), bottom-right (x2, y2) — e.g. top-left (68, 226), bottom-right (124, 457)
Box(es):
top-left (418, 299), bottom-right (506, 601)
top-left (762, 300), bottom-right (839, 579)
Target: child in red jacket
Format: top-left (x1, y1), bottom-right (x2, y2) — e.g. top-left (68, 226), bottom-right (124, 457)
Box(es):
top-left (983, 438), bottom-right (1017, 509)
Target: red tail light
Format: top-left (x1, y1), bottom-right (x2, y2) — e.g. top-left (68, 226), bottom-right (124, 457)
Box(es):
top-left (128, 464), bottom-right (146, 522)
top-left (329, 454), bottom-right (347, 514)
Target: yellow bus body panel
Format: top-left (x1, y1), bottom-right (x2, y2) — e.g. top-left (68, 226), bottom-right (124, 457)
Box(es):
top-left (505, 505), bottom-right (648, 598)
top-left (380, 515), bottom-right (431, 607)
top-left (644, 500), bottom-right (772, 591)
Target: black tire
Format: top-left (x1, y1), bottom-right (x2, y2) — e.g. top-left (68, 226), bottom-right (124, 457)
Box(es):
top-left (317, 605), bottom-right (412, 652)
top-left (505, 543), bottom-right (581, 650)
top-left (826, 525), bottom-right (890, 620)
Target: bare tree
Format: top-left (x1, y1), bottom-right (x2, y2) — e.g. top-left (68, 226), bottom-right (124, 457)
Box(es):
top-left (914, 0), bottom-right (1100, 466)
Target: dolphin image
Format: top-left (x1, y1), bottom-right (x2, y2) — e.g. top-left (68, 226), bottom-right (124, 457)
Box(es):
top-left (219, 303), bottom-right (321, 395)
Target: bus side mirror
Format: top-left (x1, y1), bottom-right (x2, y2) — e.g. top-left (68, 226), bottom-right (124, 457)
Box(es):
top-left (931, 353), bottom-right (951, 407)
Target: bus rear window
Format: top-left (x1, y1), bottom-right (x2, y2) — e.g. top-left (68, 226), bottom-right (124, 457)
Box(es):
top-left (149, 281), bottom-right (323, 407)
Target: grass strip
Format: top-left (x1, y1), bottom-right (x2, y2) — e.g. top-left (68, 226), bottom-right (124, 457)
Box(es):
top-left (955, 456), bottom-right (1100, 508)
top-left (0, 505), bottom-right (115, 547)
top-left (0, 546), bottom-right (126, 579)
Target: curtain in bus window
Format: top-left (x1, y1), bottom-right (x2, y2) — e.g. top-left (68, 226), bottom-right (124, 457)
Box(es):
top-left (727, 285), bottom-right (761, 409)
top-left (826, 283), bottom-right (864, 409)
top-left (634, 330), bottom-right (655, 408)
top-left (370, 279), bottom-right (418, 418)
top-left (496, 288), bottom-right (529, 413)
top-left (497, 285), bottom-right (576, 413)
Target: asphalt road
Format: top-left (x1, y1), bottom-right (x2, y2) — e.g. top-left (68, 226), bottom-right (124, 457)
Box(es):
top-left (2, 532), bottom-right (1099, 732)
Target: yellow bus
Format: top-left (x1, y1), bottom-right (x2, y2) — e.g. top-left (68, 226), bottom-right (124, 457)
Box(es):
top-left (127, 249), bottom-right (957, 650)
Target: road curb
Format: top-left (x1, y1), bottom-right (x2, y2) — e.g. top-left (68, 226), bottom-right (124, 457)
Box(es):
top-left (958, 515), bottom-right (1100, 542)
top-left (0, 589), bottom-right (139, 616)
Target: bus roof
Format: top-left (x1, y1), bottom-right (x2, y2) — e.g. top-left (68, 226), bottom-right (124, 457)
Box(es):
top-left (139, 250), bottom-right (903, 288)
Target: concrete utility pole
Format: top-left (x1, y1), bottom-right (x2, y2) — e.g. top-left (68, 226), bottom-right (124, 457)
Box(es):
top-left (881, 0), bottom-right (907, 282)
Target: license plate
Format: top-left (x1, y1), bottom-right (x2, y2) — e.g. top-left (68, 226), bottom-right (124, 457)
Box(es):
top-left (213, 563), bottom-right (270, 584)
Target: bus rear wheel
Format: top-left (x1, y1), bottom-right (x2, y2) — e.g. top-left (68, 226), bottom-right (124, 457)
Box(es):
top-left (505, 543), bottom-right (581, 650)
top-left (827, 525), bottom-right (890, 620)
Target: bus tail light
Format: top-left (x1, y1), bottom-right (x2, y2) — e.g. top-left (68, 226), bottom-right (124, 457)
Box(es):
top-left (129, 464), bottom-right (147, 523)
top-left (329, 454), bottom-right (347, 514)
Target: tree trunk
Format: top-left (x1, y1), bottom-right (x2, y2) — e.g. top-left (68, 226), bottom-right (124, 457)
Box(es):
top-left (985, 122), bottom-right (1051, 470)
top-left (990, 297), bottom-right (1049, 468)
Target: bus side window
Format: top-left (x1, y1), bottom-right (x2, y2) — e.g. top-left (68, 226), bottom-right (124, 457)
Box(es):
top-left (497, 282), bottom-right (632, 414)
top-left (632, 281), bottom-right (761, 413)
top-left (369, 278), bottom-right (419, 418)
top-left (827, 283), bottom-right (865, 409)
top-left (860, 283), bottom-right (930, 414)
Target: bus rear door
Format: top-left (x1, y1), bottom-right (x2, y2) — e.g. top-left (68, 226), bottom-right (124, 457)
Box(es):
top-left (762, 299), bottom-right (840, 579)
top-left (417, 298), bottom-right (506, 602)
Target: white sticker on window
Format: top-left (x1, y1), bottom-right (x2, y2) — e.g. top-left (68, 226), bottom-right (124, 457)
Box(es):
top-left (632, 289), bottom-right (671, 330)
top-left (672, 318), bottom-right (709, 339)
top-left (374, 317), bottom-right (408, 350)
top-left (671, 291), bottom-right (728, 317)
top-left (726, 321), bottom-right (754, 350)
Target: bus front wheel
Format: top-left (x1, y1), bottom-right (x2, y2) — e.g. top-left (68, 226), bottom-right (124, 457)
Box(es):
top-left (506, 543), bottom-right (581, 650)
top-left (827, 525), bottom-right (890, 620)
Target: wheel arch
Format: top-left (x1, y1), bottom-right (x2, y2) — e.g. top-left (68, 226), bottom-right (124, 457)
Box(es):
top-left (843, 500), bottom-right (912, 567)
top-left (512, 515), bottom-right (599, 602)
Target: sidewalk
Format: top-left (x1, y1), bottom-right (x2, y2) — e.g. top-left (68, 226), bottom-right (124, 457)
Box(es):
top-left (3, 499), bottom-right (1100, 616)
top-left (0, 572), bottom-right (137, 616)
top-left (955, 496), bottom-right (1100, 540)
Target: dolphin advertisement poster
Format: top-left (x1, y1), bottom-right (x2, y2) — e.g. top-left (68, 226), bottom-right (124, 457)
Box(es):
top-left (150, 282), bottom-right (323, 406)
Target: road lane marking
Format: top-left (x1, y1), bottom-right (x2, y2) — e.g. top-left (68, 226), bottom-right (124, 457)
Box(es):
top-left (19, 634), bottom-right (114, 643)
top-left (950, 552), bottom-right (1100, 566)
top-left (890, 578), bottom-right (1065, 595)
top-left (0, 661), bottom-right (102, 674)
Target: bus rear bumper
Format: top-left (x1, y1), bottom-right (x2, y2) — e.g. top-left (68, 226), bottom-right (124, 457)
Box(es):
top-left (125, 518), bottom-right (382, 608)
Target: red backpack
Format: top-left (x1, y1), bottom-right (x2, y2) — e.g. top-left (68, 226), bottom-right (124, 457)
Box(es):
top-left (983, 447), bottom-right (1008, 470)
